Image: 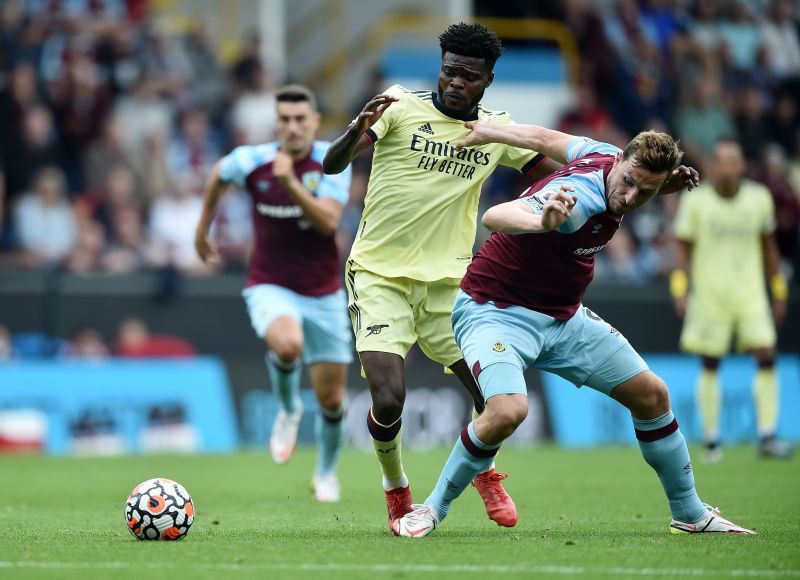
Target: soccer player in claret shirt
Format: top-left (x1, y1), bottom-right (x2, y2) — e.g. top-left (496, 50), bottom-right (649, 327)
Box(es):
top-left (393, 122), bottom-right (756, 537)
top-left (195, 85), bottom-right (352, 502)
top-left (672, 138), bottom-right (792, 462)
top-left (323, 22), bottom-right (560, 528)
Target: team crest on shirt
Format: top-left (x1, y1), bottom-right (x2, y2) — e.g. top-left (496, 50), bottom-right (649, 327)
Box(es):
top-left (492, 342), bottom-right (506, 353)
top-left (302, 171), bottom-right (322, 192)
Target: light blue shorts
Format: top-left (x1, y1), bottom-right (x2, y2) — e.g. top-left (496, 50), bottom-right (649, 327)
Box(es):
top-left (452, 290), bottom-right (648, 400)
top-left (242, 284), bottom-right (353, 365)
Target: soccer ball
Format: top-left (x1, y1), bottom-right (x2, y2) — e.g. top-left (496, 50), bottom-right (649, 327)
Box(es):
top-left (124, 478), bottom-right (194, 540)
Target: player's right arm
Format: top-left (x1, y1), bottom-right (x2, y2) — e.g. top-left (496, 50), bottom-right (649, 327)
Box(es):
top-left (322, 93), bottom-right (399, 174)
top-left (457, 121), bottom-right (575, 165)
top-left (483, 186), bottom-right (577, 234)
top-left (194, 161), bottom-right (229, 265)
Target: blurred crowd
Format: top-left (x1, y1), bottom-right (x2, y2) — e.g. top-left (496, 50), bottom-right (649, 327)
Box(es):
top-left (1, 0), bottom-right (799, 284)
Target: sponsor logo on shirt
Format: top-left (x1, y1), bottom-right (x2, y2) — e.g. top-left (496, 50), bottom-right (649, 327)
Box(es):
top-left (409, 133), bottom-right (491, 181)
top-left (573, 244), bottom-right (608, 256)
top-left (256, 203), bottom-right (303, 218)
top-left (418, 122), bottom-right (435, 135)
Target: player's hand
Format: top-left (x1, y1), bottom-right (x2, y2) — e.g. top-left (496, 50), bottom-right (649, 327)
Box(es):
top-left (772, 298), bottom-right (787, 327)
top-left (272, 151), bottom-right (298, 187)
top-left (660, 165), bottom-right (700, 195)
top-left (541, 185), bottom-right (577, 231)
top-left (351, 93), bottom-right (398, 133)
top-left (455, 120), bottom-right (497, 150)
top-left (673, 296), bottom-right (687, 319)
top-left (194, 230), bottom-right (220, 265)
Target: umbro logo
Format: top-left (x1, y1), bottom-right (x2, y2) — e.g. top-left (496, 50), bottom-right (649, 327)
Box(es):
top-left (683, 462), bottom-right (693, 473)
top-left (592, 224), bottom-right (603, 234)
top-left (366, 324), bottom-right (389, 336)
top-left (418, 123), bottom-right (434, 135)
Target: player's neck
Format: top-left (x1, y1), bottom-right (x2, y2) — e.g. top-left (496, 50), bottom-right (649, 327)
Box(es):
top-left (714, 180), bottom-right (740, 198)
top-left (280, 145), bottom-right (312, 161)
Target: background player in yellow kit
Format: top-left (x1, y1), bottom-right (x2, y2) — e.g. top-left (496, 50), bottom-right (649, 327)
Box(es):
top-left (323, 22), bottom-right (559, 529)
top-left (671, 138), bottom-right (792, 461)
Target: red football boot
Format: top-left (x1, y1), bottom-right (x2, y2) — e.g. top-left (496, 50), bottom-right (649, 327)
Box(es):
top-left (472, 469), bottom-right (517, 527)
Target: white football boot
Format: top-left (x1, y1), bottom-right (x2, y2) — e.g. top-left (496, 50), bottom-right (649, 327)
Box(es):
top-left (269, 405), bottom-right (303, 465)
top-left (312, 474), bottom-right (341, 503)
top-left (391, 504), bottom-right (440, 538)
top-left (670, 504), bottom-right (755, 535)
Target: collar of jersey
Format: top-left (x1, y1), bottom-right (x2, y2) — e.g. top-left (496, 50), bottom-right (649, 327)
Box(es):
top-left (431, 92), bottom-right (480, 121)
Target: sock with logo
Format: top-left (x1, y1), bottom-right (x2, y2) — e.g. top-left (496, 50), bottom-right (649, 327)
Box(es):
top-left (367, 409), bottom-right (407, 490)
top-left (754, 366), bottom-right (779, 437)
top-left (697, 369), bottom-right (721, 443)
top-left (634, 410), bottom-right (706, 523)
top-left (315, 403), bottom-right (346, 476)
top-left (424, 422), bottom-right (501, 522)
top-left (266, 351), bottom-right (302, 414)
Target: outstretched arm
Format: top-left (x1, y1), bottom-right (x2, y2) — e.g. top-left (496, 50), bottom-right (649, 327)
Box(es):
top-left (457, 121), bottom-right (575, 165)
top-left (323, 93), bottom-right (398, 174)
top-left (194, 162), bottom-right (229, 264)
top-left (482, 186), bottom-right (577, 234)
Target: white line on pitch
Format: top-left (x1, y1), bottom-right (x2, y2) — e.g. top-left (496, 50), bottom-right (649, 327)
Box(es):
top-left (0, 561), bottom-right (798, 577)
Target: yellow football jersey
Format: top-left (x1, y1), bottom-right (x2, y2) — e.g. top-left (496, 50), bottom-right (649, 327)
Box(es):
top-left (674, 179), bottom-right (775, 312)
top-left (350, 84), bottom-right (544, 281)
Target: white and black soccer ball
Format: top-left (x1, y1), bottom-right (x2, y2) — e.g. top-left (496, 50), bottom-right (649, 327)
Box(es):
top-left (124, 478), bottom-right (194, 541)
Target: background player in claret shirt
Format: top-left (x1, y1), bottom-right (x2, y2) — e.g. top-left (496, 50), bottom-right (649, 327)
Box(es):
top-left (323, 22), bottom-right (561, 529)
top-left (195, 85), bottom-right (352, 503)
top-left (672, 138), bottom-right (792, 462)
top-left (394, 122), bottom-right (756, 538)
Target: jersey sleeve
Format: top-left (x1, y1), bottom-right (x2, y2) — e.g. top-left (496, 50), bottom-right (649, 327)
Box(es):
top-left (566, 137), bottom-right (621, 163)
top-left (519, 176), bottom-right (607, 234)
top-left (673, 191), bottom-right (698, 241)
top-left (316, 164), bottom-right (351, 205)
top-left (363, 85), bottom-right (404, 143)
top-left (218, 145), bottom-right (269, 186)
top-left (760, 188), bottom-right (777, 235)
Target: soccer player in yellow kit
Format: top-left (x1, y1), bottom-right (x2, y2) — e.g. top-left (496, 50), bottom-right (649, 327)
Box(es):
top-left (323, 23), bottom-right (559, 528)
top-left (672, 138), bottom-right (792, 461)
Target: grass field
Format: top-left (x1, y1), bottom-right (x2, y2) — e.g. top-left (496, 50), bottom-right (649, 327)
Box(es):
top-left (0, 446), bottom-right (798, 579)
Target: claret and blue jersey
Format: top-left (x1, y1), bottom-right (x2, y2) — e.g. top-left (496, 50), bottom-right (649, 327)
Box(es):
top-left (218, 141), bottom-right (351, 296)
top-left (462, 137), bottom-right (624, 320)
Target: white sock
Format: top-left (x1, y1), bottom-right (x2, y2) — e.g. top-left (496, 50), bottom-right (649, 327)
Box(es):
top-left (382, 473), bottom-right (409, 491)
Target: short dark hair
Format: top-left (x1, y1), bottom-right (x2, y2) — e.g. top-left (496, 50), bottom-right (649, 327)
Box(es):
top-left (275, 84), bottom-right (317, 110)
top-left (439, 22), bottom-right (503, 71)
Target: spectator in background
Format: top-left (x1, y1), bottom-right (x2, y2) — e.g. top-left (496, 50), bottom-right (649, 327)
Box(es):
top-left (760, 0), bottom-right (800, 82)
top-left (760, 144), bottom-right (800, 270)
top-left (103, 204), bottom-right (147, 273)
top-left (229, 32), bottom-right (277, 146)
top-left (166, 108), bottom-right (220, 188)
top-left (735, 85), bottom-right (770, 164)
top-left (113, 318), bottom-right (196, 358)
top-left (767, 91), bottom-right (799, 156)
top-left (65, 219), bottom-right (106, 273)
top-left (13, 167), bottom-right (77, 268)
top-left (717, 1), bottom-right (763, 73)
top-left (147, 176), bottom-right (210, 275)
top-left (82, 118), bottom-right (142, 195)
top-left (64, 324), bottom-right (110, 359)
top-left (674, 76), bottom-right (737, 169)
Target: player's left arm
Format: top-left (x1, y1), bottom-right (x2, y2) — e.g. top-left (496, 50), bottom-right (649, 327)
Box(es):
top-left (457, 121), bottom-right (574, 164)
top-left (273, 151), bottom-right (346, 235)
top-left (482, 185), bottom-right (577, 234)
top-left (762, 232), bottom-right (788, 327)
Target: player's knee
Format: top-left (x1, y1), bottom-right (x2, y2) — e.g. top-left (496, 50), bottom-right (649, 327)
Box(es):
top-left (317, 387), bottom-right (345, 411)
top-left (271, 338), bottom-right (303, 363)
top-left (701, 357), bottom-right (720, 371)
top-left (638, 375), bottom-right (670, 414)
top-left (754, 349), bottom-right (776, 369)
top-left (486, 395), bottom-right (528, 434)
top-left (369, 378), bottom-right (405, 424)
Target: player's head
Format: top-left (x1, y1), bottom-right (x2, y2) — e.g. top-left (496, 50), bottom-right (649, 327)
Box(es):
top-left (710, 137), bottom-right (745, 192)
top-left (275, 84), bottom-right (320, 157)
top-left (607, 130), bottom-right (683, 215)
top-left (437, 22), bottom-right (502, 116)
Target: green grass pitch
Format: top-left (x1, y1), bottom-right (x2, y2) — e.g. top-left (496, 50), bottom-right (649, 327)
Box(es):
top-left (0, 446), bottom-right (798, 579)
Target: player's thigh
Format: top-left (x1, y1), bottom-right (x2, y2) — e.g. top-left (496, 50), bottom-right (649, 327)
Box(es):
top-left (449, 290), bottom-right (539, 401)
top-left (415, 278), bottom-right (464, 367)
top-left (536, 305), bottom-right (649, 396)
top-left (344, 260), bottom-right (416, 359)
top-left (299, 289), bottom-right (353, 366)
top-left (242, 284), bottom-right (303, 342)
top-left (735, 302), bottom-right (776, 352)
top-left (679, 298), bottom-right (734, 358)
top-left (308, 362), bottom-right (347, 410)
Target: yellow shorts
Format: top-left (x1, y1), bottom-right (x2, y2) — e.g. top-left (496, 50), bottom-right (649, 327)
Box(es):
top-left (344, 259), bottom-right (464, 368)
top-left (680, 296), bottom-right (776, 357)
